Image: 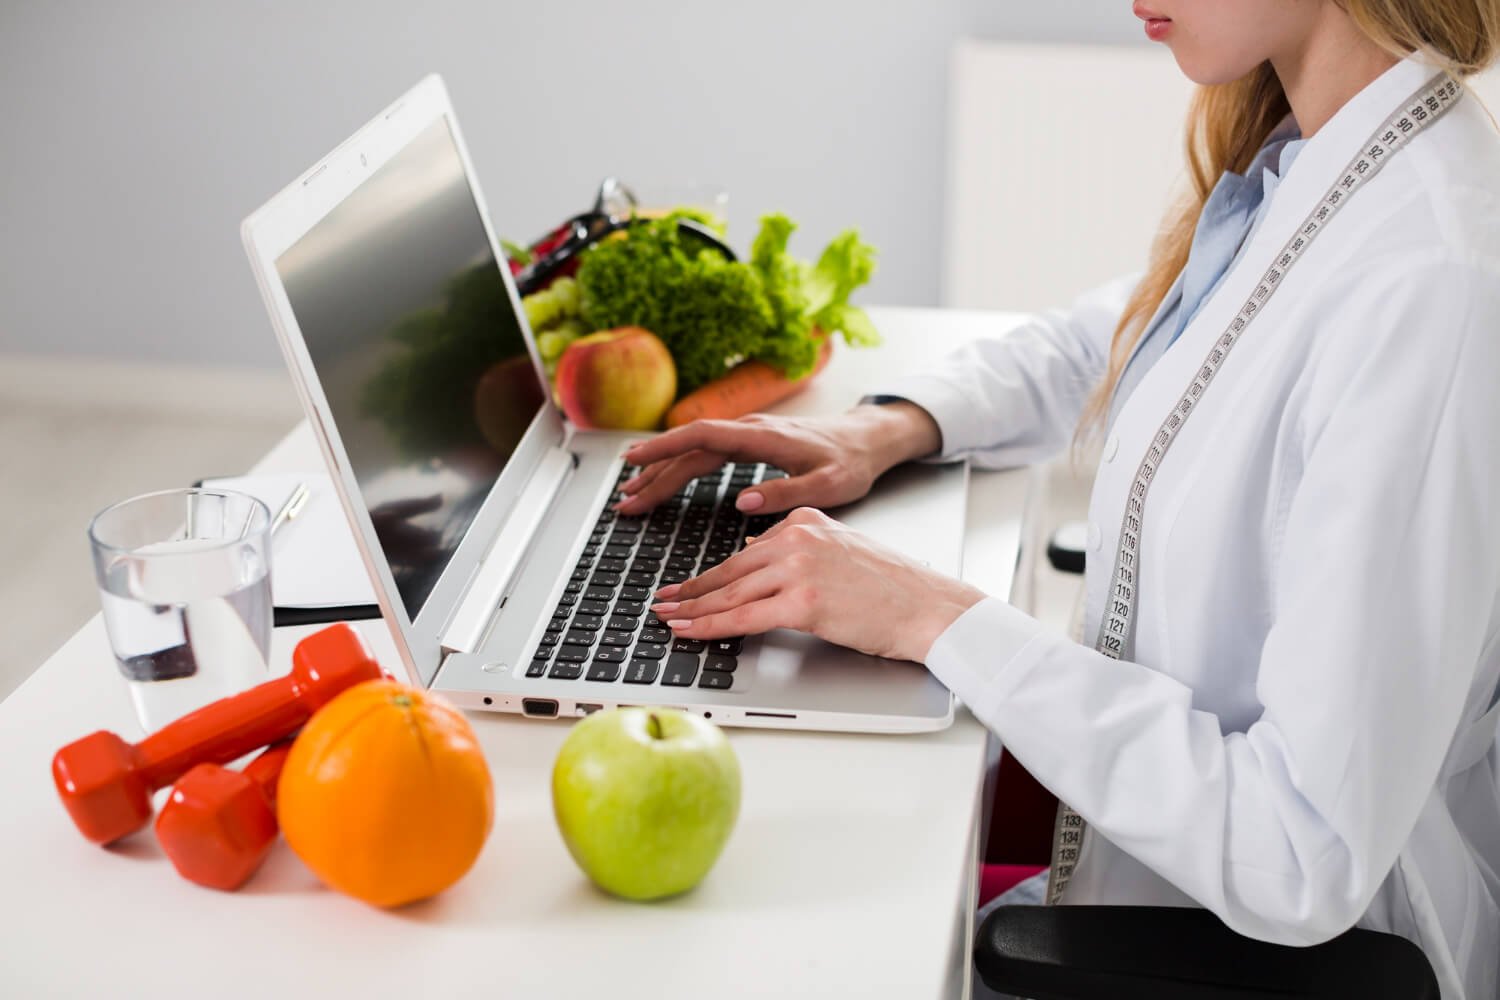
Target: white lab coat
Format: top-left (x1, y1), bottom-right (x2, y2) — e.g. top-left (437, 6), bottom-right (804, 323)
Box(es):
top-left (884, 57), bottom-right (1500, 998)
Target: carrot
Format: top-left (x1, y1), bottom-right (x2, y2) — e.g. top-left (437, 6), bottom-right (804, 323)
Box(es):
top-left (665, 334), bottom-right (834, 428)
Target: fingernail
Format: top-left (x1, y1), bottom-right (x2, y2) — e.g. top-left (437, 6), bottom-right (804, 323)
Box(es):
top-left (667, 619), bottom-right (693, 630)
top-left (655, 583), bottom-right (681, 599)
top-left (736, 492), bottom-right (764, 512)
top-left (744, 534), bottom-right (759, 545)
top-left (653, 601), bottom-right (681, 614)
top-left (622, 477), bottom-right (641, 492)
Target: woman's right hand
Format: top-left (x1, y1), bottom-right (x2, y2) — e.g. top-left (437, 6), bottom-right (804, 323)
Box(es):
top-left (617, 401), bottom-right (943, 515)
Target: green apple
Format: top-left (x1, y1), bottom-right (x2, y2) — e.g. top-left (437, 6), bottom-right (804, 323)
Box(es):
top-left (551, 707), bottom-right (741, 900)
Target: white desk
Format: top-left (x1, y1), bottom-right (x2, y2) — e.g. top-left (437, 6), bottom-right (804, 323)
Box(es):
top-left (0, 307), bottom-right (1031, 999)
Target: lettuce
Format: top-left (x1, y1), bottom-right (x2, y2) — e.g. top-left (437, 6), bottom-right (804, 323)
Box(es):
top-left (577, 212), bottom-right (879, 396)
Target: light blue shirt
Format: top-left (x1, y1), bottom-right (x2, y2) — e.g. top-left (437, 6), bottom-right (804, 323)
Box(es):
top-left (1109, 118), bottom-right (1305, 427)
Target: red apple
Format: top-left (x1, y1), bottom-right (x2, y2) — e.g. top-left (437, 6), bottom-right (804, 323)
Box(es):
top-left (555, 327), bottom-right (677, 431)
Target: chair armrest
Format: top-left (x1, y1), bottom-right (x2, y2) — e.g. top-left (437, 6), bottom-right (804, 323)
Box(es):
top-left (974, 905), bottom-right (1438, 1000)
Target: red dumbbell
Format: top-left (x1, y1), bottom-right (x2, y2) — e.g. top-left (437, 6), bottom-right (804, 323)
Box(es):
top-left (155, 740), bottom-right (291, 891)
top-left (52, 623), bottom-right (381, 845)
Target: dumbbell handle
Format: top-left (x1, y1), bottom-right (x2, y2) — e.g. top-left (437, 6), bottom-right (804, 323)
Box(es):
top-left (129, 625), bottom-right (379, 789)
top-left (241, 740), bottom-right (291, 806)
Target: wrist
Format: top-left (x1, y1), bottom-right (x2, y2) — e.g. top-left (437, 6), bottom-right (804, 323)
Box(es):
top-left (845, 401), bottom-right (943, 476)
top-left (909, 578), bottom-right (987, 664)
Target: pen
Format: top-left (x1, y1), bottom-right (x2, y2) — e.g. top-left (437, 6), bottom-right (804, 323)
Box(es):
top-left (270, 482), bottom-right (311, 536)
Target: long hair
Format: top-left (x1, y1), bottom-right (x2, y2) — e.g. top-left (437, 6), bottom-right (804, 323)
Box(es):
top-left (1076, 0), bottom-right (1500, 440)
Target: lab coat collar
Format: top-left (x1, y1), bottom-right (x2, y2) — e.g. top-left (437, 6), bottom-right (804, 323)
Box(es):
top-left (1107, 56), bottom-right (1446, 434)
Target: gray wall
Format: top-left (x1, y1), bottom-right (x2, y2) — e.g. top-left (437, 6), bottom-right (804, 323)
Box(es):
top-left (0, 1), bottom-right (1141, 368)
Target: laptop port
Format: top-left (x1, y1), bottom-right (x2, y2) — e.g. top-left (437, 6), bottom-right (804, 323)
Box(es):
top-left (522, 698), bottom-right (559, 718)
top-left (576, 703), bottom-right (603, 716)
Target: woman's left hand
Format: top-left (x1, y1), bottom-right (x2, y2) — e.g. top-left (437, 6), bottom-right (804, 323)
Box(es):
top-left (652, 508), bottom-right (987, 664)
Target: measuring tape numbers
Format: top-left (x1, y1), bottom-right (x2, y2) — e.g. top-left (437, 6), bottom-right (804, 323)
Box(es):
top-left (1044, 72), bottom-right (1463, 905)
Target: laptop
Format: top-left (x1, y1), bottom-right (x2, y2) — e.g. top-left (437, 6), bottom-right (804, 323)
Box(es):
top-left (240, 74), bottom-right (965, 733)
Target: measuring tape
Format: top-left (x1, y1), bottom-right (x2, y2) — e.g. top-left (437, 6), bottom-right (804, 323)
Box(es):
top-left (1044, 72), bottom-right (1462, 905)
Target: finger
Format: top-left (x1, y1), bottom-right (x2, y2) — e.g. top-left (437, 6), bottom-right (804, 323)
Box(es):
top-left (736, 507), bottom-right (826, 546)
top-left (666, 596), bottom-right (788, 640)
top-left (621, 448), bottom-right (712, 496)
top-left (625, 419), bottom-right (775, 468)
top-left (663, 543), bottom-right (780, 600)
top-left (733, 467), bottom-right (840, 515)
top-left (654, 565), bottom-right (784, 621)
top-left (617, 452), bottom-right (726, 512)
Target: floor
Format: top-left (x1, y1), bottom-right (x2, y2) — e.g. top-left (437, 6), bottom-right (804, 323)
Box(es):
top-left (0, 356), bottom-right (301, 699)
top-left (0, 355), bottom-right (1090, 703)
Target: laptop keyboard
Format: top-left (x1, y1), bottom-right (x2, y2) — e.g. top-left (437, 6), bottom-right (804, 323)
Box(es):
top-left (527, 461), bottom-right (787, 690)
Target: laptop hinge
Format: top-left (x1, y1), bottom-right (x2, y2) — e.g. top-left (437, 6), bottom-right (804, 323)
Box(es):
top-left (440, 445), bottom-right (576, 654)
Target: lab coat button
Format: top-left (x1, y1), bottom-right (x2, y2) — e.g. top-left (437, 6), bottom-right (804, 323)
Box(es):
top-left (1087, 523), bottom-right (1102, 552)
top-left (1104, 435), bottom-right (1119, 463)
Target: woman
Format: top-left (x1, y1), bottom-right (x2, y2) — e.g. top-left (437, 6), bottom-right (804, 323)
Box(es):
top-left (623, 2), bottom-right (1500, 996)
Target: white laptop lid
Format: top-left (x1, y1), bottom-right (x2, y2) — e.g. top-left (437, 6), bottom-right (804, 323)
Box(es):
top-left (241, 75), bottom-right (563, 687)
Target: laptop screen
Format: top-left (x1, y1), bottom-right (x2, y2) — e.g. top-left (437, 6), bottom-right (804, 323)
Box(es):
top-left (275, 117), bottom-right (547, 619)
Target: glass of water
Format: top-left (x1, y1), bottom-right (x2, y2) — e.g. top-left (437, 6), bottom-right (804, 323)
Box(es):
top-left (89, 488), bottom-right (273, 733)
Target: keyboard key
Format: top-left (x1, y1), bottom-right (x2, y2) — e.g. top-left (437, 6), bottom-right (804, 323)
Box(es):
top-left (689, 482), bottom-right (719, 506)
top-left (554, 647), bottom-right (588, 664)
top-left (532, 647), bottom-right (551, 661)
top-left (619, 585), bottom-right (652, 602)
top-left (549, 663), bottom-right (584, 680)
top-left (698, 671), bottom-right (733, 690)
top-left (596, 510), bottom-right (616, 523)
top-left (556, 593), bottom-right (578, 607)
top-left (673, 638), bottom-right (706, 653)
top-left (607, 615), bottom-right (640, 632)
top-left (632, 643), bottom-right (668, 660)
top-left (710, 637), bottom-right (744, 654)
top-left (624, 660), bottom-right (660, 684)
top-left (581, 544), bottom-right (601, 560)
top-left (537, 632), bottom-right (559, 647)
top-left (571, 616), bottom-right (604, 632)
top-left (546, 618), bottom-right (566, 633)
top-left (565, 579), bottom-right (584, 595)
top-left (591, 572), bottom-right (622, 588)
top-left (644, 612), bottom-right (667, 628)
top-left (571, 568), bottom-right (590, 583)
top-left (585, 587), bottom-right (615, 602)
top-left (578, 600), bottom-right (610, 617)
top-left (642, 532), bottom-right (673, 548)
top-left (610, 519), bottom-right (643, 534)
top-left (641, 627), bottom-right (671, 644)
top-left (663, 652), bottom-right (700, 686)
top-left (553, 605), bottom-right (573, 620)
top-left (660, 569), bottom-right (690, 585)
top-left (625, 572), bottom-right (657, 588)
top-left (635, 544), bottom-right (666, 560)
top-left (630, 558), bottom-right (662, 576)
top-left (592, 647), bottom-right (627, 663)
top-left (595, 558), bottom-right (626, 574)
top-left (526, 662), bottom-right (547, 678)
top-left (704, 654), bottom-right (738, 673)
top-left (587, 661), bottom-right (621, 682)
top-left (610, 531), bottom-right (642, 547)
top-left (604, 544), bottom-right (634, 560)
top-left (599, 632), bottom-right (634, 647)
top-left (666, 555), bottom-right (698, 573)
top-left (613, 600), bottom-right (645, 618)
top-left (562, 630), bottom-right (597, 647)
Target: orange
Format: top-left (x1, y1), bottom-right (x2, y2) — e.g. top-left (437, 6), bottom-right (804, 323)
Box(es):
top-left (277, 680), bottom-right (494, 907)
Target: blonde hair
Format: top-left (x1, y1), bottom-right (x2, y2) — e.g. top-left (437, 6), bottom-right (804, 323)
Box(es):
top-left (1077, 0), bottom-right (1500, 439)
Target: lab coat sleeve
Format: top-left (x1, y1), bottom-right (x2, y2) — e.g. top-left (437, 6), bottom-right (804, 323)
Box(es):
top-left (867, 273), bottom-right (1139, 468)
top-left (924, 251), bottom-right (1500, 944)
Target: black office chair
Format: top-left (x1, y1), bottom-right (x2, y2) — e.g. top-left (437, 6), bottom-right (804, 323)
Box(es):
top-left (973, 527), bottom-right (1441, 1000)
top-left (974, 904), bottom-right (1439, 999)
